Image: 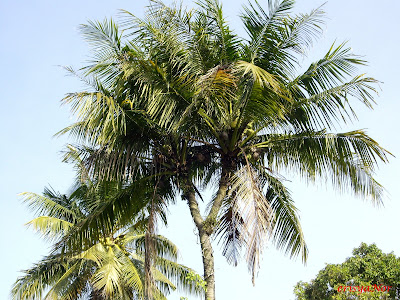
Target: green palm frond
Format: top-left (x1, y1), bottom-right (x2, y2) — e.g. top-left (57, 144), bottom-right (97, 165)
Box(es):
top-left (79, 18), bottom-right (124, 86)
top-left (263, 173), bottom-right (307, 262)
top-left (56, 183), bottom-right (148, 253)
top-left (44, 259), bottom-right (86, 300)
top-left (20, 191), bottom-right (78, 224)
top-left (242, 0), bottom-right (295, 62)
top-left (293, 42), bottom-right (367, 92)
top-left (60, 91), bottom-right (127, 147)
top-left (255, 130), bottom-right (390, 203)
top-left (290, 75), bottom-right (378, 129)
top-left (275, 5), bottom-right (325, 56)
top-left (234, 60), bottom-right (281, 91)
top-left (11, 254), bottom-right (68, 300)
top-left (26, 216), bottom-right (73, 242)
top-left (90, 246), bottom-right (124, 298)
top-left (126, 233), bottom-right (179, 262)
top-left (196, 0), bottom-right (240, 63)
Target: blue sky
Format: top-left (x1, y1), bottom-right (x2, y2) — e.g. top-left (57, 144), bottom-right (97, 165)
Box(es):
top-left (1, 0), bottom-right (399, 299)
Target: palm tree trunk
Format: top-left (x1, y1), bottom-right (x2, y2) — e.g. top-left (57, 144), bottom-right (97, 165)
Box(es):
top-left (199, 230), bottom-right (215, 300)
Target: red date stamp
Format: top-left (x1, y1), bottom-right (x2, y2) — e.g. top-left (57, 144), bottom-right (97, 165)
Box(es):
top-left (338, 285), bottom-right (392, 295)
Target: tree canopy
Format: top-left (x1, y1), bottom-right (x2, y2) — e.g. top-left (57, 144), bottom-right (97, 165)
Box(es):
top-left (294, 243), bottom-right (400, 300)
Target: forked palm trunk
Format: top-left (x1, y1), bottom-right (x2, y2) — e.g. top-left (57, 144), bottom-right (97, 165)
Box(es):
top-left (184, 164), bottom-right (231, 300)
top-left (184, 183), bottom-right (217, 300)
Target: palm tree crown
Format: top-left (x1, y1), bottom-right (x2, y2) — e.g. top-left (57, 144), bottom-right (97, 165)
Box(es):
top-left (12, 182), bottom-right (203, 300)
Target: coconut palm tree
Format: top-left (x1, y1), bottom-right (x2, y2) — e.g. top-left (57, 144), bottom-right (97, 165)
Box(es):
top-left (11, 181), bottom-right (203, 300)
top-left (57, 1), bottom-right (390, 299)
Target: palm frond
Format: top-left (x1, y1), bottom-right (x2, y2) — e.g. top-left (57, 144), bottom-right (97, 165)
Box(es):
top-left (90, 246), bottom-right (124, 298)
top-left (228, 164), bottom-right (273, 283)
top-left (290, 75), bottom-right (378, 129)
top-left (60, 91), bottom-right (127, 147)
top-left (262, 172), bottom-right (307, 262)
top-left (26, 216), bottom-right (73, 242)
top-left (196, 0), bottom-right (240, 62)
top-left (242, 0), bottom-right (295, 62)
top-left (11, 254), bottom-right (70, 300)
top-left (20, 191), bottom-right (78, 223)
top-left (292, 42), bottom-right (367, 93)
top-left (258, 130), bottom-right (390, 203)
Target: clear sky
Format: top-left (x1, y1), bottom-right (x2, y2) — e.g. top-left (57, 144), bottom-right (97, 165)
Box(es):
top-left (1, 0), bottom-right (399, 299)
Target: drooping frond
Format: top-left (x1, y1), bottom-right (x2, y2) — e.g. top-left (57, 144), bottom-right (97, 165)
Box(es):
top-left (256, 130), bottom-right (390, 204)
top-left (11, 254), bottom-right (69, 300)
top-left (227, 164), bottom-right (273, 283)
top-left (216, 201), bottom-right (246, 267)
top-left (261, 172), bottom-right (307, 262)
top-left (60, 91), bottom-right (127, 147)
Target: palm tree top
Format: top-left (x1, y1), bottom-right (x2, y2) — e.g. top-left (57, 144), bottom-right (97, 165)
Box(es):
top-left (12, 182), bottom-right (204, 300)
